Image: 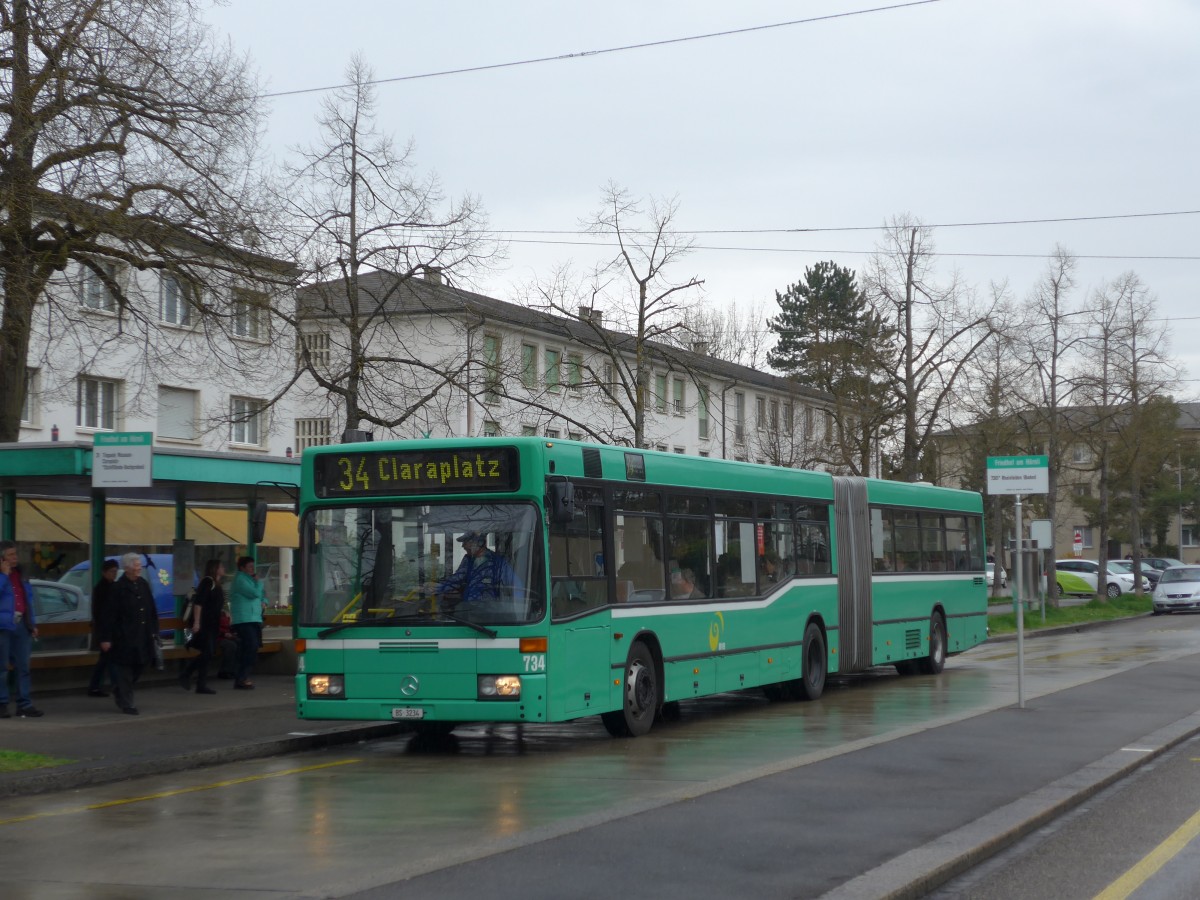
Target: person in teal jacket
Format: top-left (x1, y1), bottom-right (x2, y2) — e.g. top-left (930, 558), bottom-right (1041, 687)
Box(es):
top-left (229, 556), bottom-right (266, 689)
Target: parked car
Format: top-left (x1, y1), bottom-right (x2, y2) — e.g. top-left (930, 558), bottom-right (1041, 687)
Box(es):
top-left (1151, 565), bottom-right (1200, 614)
top-left (28, 579), bottom-right (90, 651)
top-left (985, 562), bottom-right (1007, 589)
top-left (1111, 559), bottom-right (1160, 588)
top-left (1054, 559), bottom-right (1150, 598)
top-left (1141, 556), bottom-right (1185, 573)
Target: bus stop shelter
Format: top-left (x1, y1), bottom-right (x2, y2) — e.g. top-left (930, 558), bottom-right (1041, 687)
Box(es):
top-left (0, 441), bottom-right (301, 583)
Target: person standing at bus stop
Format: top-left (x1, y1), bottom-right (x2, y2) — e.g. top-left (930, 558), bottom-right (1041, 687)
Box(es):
top-left (0, 541), bottom-right (44, 718)
top-left (180, 559), bottom-right (225, 695)
top-left (86, 558), bottom-right (119, 697)
top-left (230, 556), bottom-right (266, 690)
top-left (98, 552), bottom-right (160, 715)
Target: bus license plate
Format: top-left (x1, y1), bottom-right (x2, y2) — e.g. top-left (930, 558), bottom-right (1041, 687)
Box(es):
top-left (391, 707), bottom-right (425, 720)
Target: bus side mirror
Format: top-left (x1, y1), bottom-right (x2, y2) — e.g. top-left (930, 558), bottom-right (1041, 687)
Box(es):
top-left (251, 501), bottom-right (269, 545)
top-left (547, 480), bottom-right (575, 526)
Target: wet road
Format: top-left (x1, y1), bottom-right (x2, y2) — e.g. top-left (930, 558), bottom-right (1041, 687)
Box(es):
top-left (3, 616), bottom-right (1200, 899)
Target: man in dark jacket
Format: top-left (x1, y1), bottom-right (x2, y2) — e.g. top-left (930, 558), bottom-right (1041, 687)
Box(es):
top-left (97, 552), bottom-right (159, 715)
top-left (86, 558), bottom-right (119, 697)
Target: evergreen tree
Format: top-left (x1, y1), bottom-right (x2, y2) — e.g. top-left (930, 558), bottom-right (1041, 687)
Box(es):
top-left (767, 261), bottom-right (897, 474)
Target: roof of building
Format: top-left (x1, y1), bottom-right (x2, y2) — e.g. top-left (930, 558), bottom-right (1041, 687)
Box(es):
top-left (297, 269), bottom-right (833, 404)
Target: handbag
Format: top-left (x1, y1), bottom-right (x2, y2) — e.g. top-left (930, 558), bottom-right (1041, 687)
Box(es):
top-left (150, 634), bottom-right (164, 671)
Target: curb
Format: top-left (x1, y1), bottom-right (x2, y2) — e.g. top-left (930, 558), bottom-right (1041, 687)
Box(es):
top-left (0, 721), bottom-right (407, 799)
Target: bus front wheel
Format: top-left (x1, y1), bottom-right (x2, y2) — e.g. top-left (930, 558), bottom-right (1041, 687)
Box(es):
top-left (602, 641), bottom-right (660, 737)
top-left (917, 613), bottom-right (947, 675)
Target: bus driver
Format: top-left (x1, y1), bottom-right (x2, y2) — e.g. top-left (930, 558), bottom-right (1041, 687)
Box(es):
top-left (433, 532), bottom-right (521, 609)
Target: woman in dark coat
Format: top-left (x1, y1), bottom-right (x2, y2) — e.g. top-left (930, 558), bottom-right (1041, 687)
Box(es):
top-left (97, 552), bottom-right (159, 715)
top-left (180, 559), bottom-right (225, 694)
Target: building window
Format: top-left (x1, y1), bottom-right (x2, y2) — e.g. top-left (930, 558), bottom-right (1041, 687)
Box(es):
top-left (698, 383), bottom-right (710, 440)
top-left (83, 261), bottom-right (119, 312)
top-left (673, 378), bottom-right (685, 415)
top-left (655, 443), bottom-right (667, 453)
top-left (521, 424), bottom-right (537, 437)
top-left (545, 428), bottom-right (560, 439)
top-left (233, 289), bottom-right (268, 339)
top-left (231, 396), bottom-right (265, 445)
top-left (804, 405), bottom-right (814, 437)
top-left (568, 431), bottom-right (583, 441)
top-left (756, 396), bottom-right (766, 431)
top-left (21, 368), bottom-right (38, 425)
top-left (699, 450), bottom-right (709, 458)
top-left (1072, 525), bottom-right (1094, 550)
top-left (784, 402), bottom-right (793, 432)
top-left (770, 399), bottom-right (780, 433)
top-left (1071, 444), bottom-right (1092, 465)
top-left (295, 417), bottom-right (332, 452)
top-left (77, 376), bottom-right (119, 430)
top-left (734, 392), bottom-right (746, 443)
top-left (521, 344), bottom-right (537, 390)
top-left (654, 373), bottom-right (667, 413)
top-left (1183, 525), bottom-right (1199, 548)
top-left (482, 420), bottom-right (500, 438)
top-left (545, 348), bottom-right (562, 393)
top-left (673, 446), bottom-right (685, 454)
top-left (160, 274), bottom-right (193, 326)
top-left (297, 331), bottom-right (330, 368)
top-left (157, 386), bottom-right (198, 440)
top-left (567, 353), bottom-right (583, 393)
top-left (602, 362), bottom-right (616, 397)
top-left (483, 334), bottom-right (502, 403)
top-left (824, 409), bottom-right (834, 445)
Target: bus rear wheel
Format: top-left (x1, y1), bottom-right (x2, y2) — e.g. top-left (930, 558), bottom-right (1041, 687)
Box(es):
top-left (601, 640), bottom-right (660, 737)
top-left (796, 622), bottom-right (826, 701)
top-left (917, 613), bottom-right (947, 675)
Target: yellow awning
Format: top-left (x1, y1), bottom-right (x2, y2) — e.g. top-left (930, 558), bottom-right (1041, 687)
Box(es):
top-left (15, 499), bottom-right (297, 548)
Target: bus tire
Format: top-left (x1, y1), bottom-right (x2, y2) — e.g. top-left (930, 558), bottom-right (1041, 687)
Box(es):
top-left (917, 613), bottom-right (947, 675)
top-left (601, 640), bottom-right (660, 737)
top-left (796, 622), bottom-right (826, 701)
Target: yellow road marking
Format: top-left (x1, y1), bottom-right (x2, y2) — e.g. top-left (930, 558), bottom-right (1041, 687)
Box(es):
top-left (0, 758), bottom-right (360, 827)
top-left (1094, 787), bottom-right (1200, 900)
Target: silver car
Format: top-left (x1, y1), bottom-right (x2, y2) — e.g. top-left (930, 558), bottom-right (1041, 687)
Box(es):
top-left (1151, 565), bottom-right (1200, 615)
top-left (29, 579), bottom-right (91, 651)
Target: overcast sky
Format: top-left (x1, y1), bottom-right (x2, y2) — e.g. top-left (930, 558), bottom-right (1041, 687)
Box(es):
top-left (208, 0), bottom-right (1200, 398)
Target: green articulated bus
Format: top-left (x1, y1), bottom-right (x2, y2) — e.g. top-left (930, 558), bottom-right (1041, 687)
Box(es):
top-left (296, 437), bottom-right (989, 737)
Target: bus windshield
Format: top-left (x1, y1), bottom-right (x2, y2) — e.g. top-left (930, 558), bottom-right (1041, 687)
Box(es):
top-left (300, 501), bottom-right (544, 628)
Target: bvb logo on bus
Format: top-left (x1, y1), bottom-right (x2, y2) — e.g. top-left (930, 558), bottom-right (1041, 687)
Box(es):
top-left (708, 612), bottom-right (725, 652)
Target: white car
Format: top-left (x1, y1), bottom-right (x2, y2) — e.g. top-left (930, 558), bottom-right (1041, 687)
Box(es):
top-left (985, 562), bottom-right (1007, 589)
top-left (1054, 559), bottom-right (1150, 598)
top-left (1151, 565), bottom-right (1200, 614)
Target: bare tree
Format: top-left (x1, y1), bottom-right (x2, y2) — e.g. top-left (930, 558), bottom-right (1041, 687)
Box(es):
top-left (282, 56), bottom-right (497, 438)
top-left (863, 216), bottom-right (996, 481)
top-left (1072, 273), bottom-right (1177, 599)
top-left (0, 0), bottom-right (280, 441)
top-left (524, 183), bottom-right (704, 448)
top-left (675, 299), bottom-right (770, 369)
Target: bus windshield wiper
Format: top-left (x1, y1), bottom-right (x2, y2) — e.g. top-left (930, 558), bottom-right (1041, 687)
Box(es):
top-left (318, 611), bottom-right (496, 639)
top-left (317, 616), bottom-right (417, 638)
top-left (433, 611), bottom-right (497, 639)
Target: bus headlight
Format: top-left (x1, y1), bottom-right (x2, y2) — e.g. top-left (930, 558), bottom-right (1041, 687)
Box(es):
top-left (307, 674), bottom-right (345, 698)
top-left (478, 675), bottom-right (521, 699)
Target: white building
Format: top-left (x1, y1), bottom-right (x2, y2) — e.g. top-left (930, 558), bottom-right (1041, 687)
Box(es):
top-left (290, 270), bottom-right (838, 464)
top-left (19, 247), bottom-right (299, 457)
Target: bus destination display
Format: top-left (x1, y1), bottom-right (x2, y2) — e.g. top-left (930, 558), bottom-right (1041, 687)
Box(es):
top-left (314, 447), bottom-right (520, 498)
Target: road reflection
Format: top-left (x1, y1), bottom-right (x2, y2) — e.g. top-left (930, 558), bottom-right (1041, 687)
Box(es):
top-left (6, 616), bottom-right (1199, 897)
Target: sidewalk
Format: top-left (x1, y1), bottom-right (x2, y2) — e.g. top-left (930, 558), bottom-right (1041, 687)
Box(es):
top-left (0, 674), bottom-right (403, 798)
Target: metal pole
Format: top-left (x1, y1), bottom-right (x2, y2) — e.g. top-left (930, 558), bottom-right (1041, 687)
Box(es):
top-left (1015, 493), bottom-right (1025, 709)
